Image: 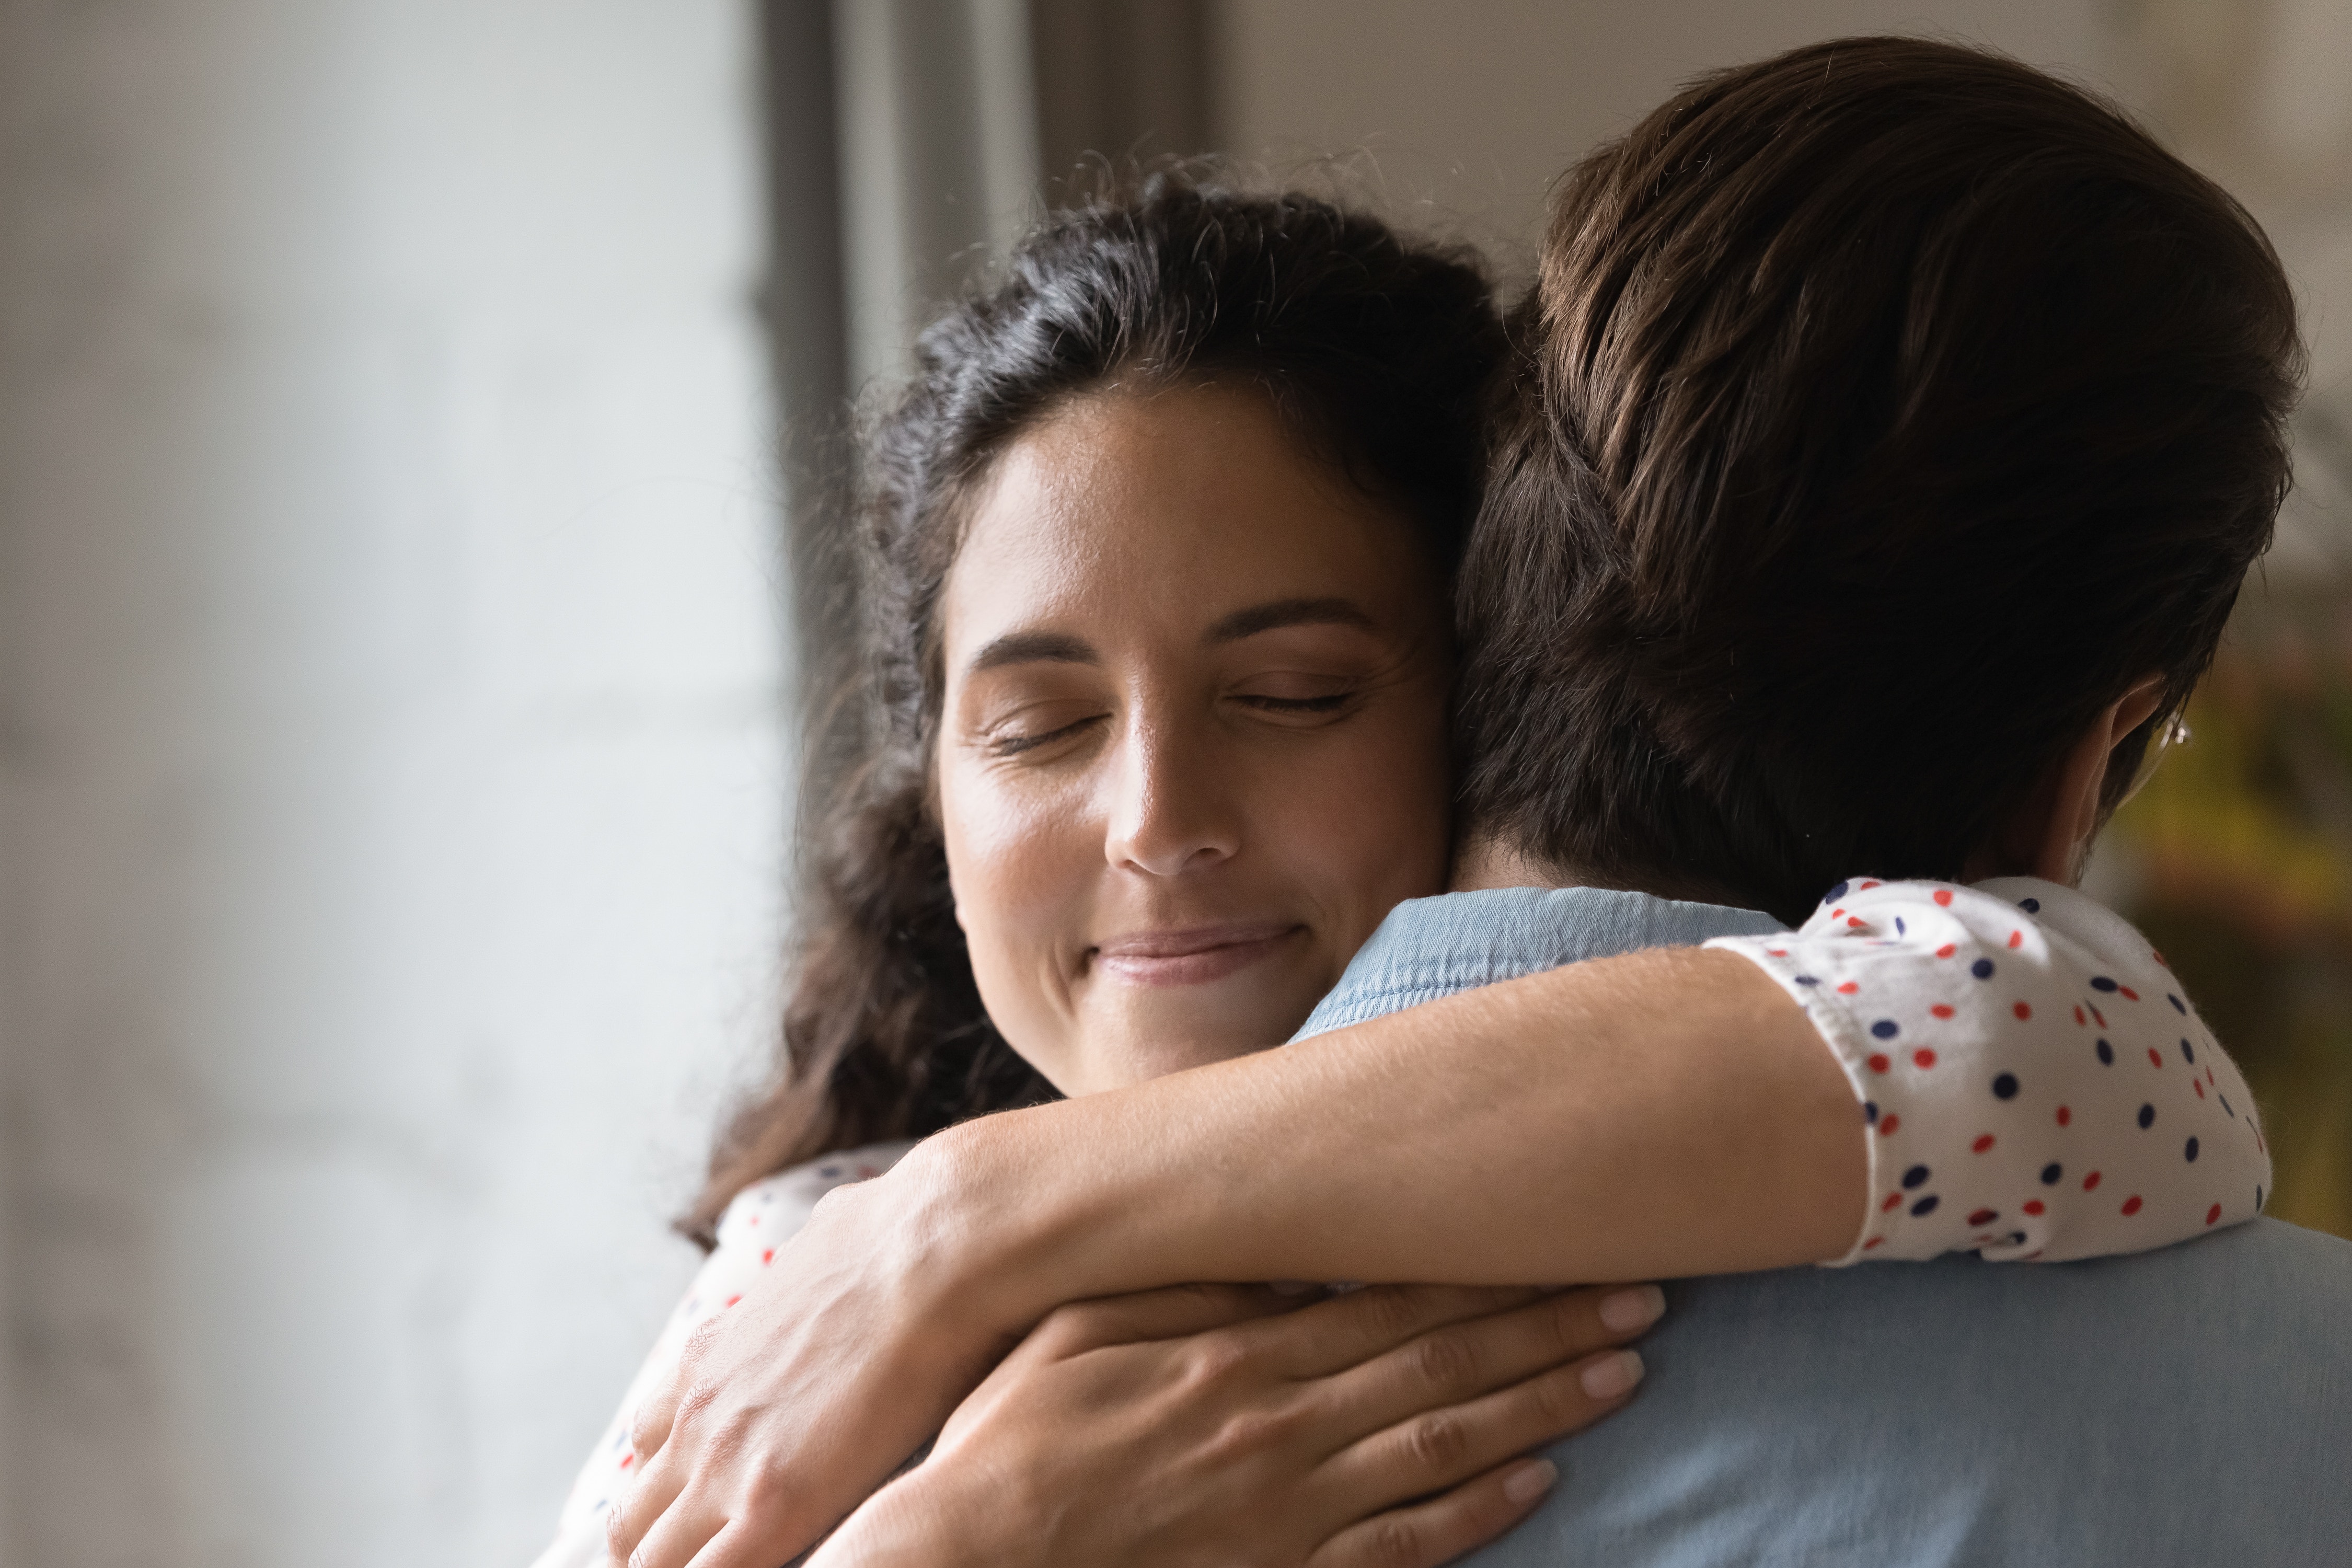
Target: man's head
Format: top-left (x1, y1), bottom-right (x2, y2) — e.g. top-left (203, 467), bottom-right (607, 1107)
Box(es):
top-left (1455, 36), bottom-right (2303, 923)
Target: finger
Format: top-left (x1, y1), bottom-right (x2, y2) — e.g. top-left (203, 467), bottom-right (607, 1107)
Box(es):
top-left (1307, 1455), bottom-right (1558, 1568)
top-left (680, 1515), bottom-right (821, 1568)
top-left (631, 1380), bottom-right (681, 1466)
top-left (603, 1443), bottom-right (697, 1567)
top-left (1031, 1282), bottom-right (1302, 1356)
top-left (1262, 1282), bottom-right (1548, 1379)
top-left (1321, 1283), bottom-right (1663, 1432)
top-left (1330, 1345), bottom-right (1644, 1508)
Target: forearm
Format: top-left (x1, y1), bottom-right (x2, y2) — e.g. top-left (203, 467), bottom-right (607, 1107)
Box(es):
top-left (908, 946), bottom-right (1863, 1333)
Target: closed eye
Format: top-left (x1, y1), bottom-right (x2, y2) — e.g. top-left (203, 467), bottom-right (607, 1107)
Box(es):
top-left (1235, 694), bottom-right (1351, 713)
top-left (987, 713), bottom-right (1108, 756)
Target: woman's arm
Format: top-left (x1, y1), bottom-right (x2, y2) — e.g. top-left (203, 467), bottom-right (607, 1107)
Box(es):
top-left (610, 882), bottom-right (2267, 1568)
top-left (606, 945), bottom-right (1850, 1568)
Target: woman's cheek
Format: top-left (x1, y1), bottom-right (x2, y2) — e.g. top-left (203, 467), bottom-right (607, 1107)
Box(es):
top-left (939, 759), bottom-right (1092, 1078)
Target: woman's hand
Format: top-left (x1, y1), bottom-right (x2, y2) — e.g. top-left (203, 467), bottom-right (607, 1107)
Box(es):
top-left (805, 1279), bottom-right (1664, 1568)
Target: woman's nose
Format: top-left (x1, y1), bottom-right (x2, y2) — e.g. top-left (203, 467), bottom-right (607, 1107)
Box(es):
top-left (1104, 727), bottom-right (1241, 877)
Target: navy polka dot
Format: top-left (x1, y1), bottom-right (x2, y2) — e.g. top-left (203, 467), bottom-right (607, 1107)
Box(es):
top-left (2089, 976), bottom-right (2119, 993)
top-left (2021, 897), bottom-right (2041, 913)
top-left (2004, 1230), bottom-right (2027, 1246)
top-left (2137, 1103), bottom-right (2156, 1129)
top-left (1825, 881), bottom-right (1850, 902)
top-left (1902, 1164), bottom-right (1932, 1189)
top-left (2040, 1162), bottom-right (2062, 1185)
top-left (1896, 916), bottom-right (1907, 936)
top-left (1971, 958), bottom-right (1996, 980)
top-left (1992, 1073), bottom-right (2020, 1100)
top-left (2257, 1185), bottom-right (2265, 1209)
top-left (1870, 1019), bottom-right (1900, 1040)
top-left (2220, 1094), bottom-right (2234, 1119)
top-left (2181, 1038), bottom-right (2195, 1065)
top-left (1863, 1101), bottom-right (1880, 1124)
top-left (2096, 1039), bottom-right (2114, 1066)
top-left (2169, 994), bottom-right (2187, 1014)
top-left (1910, 1195), bottom-right (1941, 1217)
top-left (2185, 1136), bottom-right (2200, 1163)
top-left (1793, 975), bottom-right (1819, 986)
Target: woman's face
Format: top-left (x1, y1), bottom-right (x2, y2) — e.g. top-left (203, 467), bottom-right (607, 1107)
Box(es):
top-left (935, 383), bottom-right (1454, 1096)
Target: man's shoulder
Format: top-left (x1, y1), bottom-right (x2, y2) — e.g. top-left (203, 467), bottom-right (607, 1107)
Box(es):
top-left (1469, 1220), bottom-right (2352, 1567)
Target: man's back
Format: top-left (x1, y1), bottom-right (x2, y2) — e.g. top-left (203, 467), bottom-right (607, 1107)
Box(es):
top-left (1305, 888), bottom-right (2352, 1566)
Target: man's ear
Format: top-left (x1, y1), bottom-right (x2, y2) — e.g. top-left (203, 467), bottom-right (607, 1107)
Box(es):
top-left (2020, 673), bottom-right (2170, 884)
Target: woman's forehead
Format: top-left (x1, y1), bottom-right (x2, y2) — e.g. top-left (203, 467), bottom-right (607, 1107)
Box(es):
top-left (942, 387), bottom-right (1430, 650)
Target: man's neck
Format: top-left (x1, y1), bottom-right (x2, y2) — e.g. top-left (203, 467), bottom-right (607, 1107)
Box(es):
top-left (1448, 833), bottom-right (1756, 909)
top-left (1449, 835), bottom-right (1573, 892)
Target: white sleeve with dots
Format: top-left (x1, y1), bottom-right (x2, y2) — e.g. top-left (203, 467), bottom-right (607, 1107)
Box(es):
top-left (1705, 878), bottom-right (2269, 1266)
top-left (529, 1140), bottom-right (918, 1568)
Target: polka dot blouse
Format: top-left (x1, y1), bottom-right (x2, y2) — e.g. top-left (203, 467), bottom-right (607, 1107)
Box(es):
top-left (1709, 875), bottom-right (2268, 1264)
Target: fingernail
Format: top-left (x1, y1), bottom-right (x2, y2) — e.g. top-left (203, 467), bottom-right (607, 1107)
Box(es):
top-left (1503, 1456), bottom-right (1558, 1505)
top-left (1598, 1284), bottom-right (1666, 1333)
top-left (1579, 1348), bottom-right (1646, 1400)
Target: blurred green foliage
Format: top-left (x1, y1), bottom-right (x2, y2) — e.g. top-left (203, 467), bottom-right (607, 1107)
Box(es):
top-left (2102, 590), bottom-right (2352, 1240)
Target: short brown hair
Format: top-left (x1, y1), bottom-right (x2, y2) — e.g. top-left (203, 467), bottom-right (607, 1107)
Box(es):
top-left (1456, 37), bottom-right (2304, 922)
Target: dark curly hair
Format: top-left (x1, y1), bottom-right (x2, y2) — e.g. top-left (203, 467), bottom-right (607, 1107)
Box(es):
top-left (684, 171), bottom-right (1505, 1243)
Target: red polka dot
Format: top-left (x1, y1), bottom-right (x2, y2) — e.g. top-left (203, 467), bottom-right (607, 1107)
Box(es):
top-left (2090, 1005), bottom-right (2107, 1027)
top-left (1968, 1208), bottom-right (1998, 1226)
top-left (1835, 982), bottom-right (1860, 995)
top-left (1931, 1004), bottom-right (1956, 1019)
top-left (1768, 949), bottom-right (1788, 958)
top-left (1847, 917), bottom-right (1866, 929)
top-left (2153, 949), bottom-right (2168, 966)
top-left (2119, 987), bottom-right (2138, 1000)
top-left (1864, 1236), bottom-right (1886, 1250)
top-left (2057, 1105), bottom-right (2072, 1126)
top-left (2194, 1080), bottom-right (2206, 1099)
top-left (761, 1248), bottom-right (776, 1265)
top-left (1933, 889), bottom-right (1954, 906)
top-left (1935, 943), bottom-right (1957, 959)
top-left (1867, 1053), bottom-right (1891, 1073)
top-left (1913, 1048), bottom-right (1939, 1069)
top-left (2083, 1170), bottom-right (2102, 1190)
top-left (1972, 1133), bottom-right (1996, 1153)
top-left (724, 1293), bottom-right (744, 1308)
top-left (1831, 908), bottom-right (1844, 920)
top-left (2008, 930), bottom-right (2024, 949)
top-left (2073, 1006), bottom-right (2086, 1026)
top-left (1883, 1191), bottom-right (1903, 1212)
top-left (1878, 1114), bottom-right (1902, 1136)
top-left (2023, 1200), bottom-right (2046, 1216)
top-left (1860, 880), bottom-right (1881, 890)
top-left (2148, 1048), bottom-right (2164, 1068)
top-left (2122, 1195), bottom-right (2143, 1217)
top-left (2207, 1203), bottom-right (2223, 1226)
top-left (2013, 1001), bottom-right (2033, 1020)
top-left (619, 1452), bottom-right (635, 1470)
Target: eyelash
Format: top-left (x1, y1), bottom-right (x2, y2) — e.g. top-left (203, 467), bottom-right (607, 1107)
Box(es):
top-left (987, 715), bottom-right (1105, 756)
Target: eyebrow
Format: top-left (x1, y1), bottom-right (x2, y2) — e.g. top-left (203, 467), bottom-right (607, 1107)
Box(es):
top-left (1204, 597), bottom-right (1379, 645)
top-left (967, 629), bottom-right (1099, 675)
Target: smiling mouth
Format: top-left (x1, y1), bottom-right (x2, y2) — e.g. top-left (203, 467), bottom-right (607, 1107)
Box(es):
top-left (1089, 923), bottom-right (1307, 986)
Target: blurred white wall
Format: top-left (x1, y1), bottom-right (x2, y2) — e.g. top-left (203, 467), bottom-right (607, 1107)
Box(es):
top-left (1210, 0), bottom-right (2112, 273)
top-left (0, 3), bottom-right (782, 1564)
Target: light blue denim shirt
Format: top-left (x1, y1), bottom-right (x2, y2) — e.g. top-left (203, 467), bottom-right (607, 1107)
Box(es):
top-left (1299, 888), bottom-right (2352, 1567)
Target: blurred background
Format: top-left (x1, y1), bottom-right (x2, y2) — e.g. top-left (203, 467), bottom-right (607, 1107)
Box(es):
top-left (0, 2), bottom-right (2345, 1563)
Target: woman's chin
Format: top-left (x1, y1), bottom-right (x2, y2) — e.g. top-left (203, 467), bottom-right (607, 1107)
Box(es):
top-left (1066, 982), bottom-right (1328, 1091)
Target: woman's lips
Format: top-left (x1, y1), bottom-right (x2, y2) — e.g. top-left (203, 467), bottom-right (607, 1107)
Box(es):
top-left (1089, 923), bottom-right (1306, 986)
